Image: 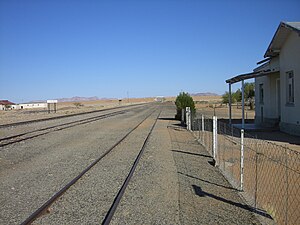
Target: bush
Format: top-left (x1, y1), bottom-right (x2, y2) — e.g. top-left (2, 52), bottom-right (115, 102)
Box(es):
top-left (73, 102), bottom-right (83, 108)
top-left (175, 92), bottom-right (195, 120)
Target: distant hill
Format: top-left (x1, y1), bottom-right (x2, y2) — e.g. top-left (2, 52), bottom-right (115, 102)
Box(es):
top-left (191, 92), bottom-right (220, 96)
top-left (57, 96), bottom-right (117, 102)
top-left (29, 96), bottom-right (117, 103)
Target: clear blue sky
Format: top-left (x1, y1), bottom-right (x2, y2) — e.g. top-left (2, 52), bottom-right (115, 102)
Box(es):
top-left (0, 0), bottom-right (299, 103)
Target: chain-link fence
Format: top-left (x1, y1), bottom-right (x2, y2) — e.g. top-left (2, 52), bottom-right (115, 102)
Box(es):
top-left (191, 114), bottom-right (300, 225)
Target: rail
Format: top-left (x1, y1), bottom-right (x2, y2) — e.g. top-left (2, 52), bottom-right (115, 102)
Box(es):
top-left (20, 109), bottom-right (160, 225)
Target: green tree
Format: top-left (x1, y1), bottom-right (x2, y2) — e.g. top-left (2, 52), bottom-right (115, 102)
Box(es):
top-left (222, 91), bottom-right (236, 104)
top-left (222, 82), bottom-right (255, 109)
top-left (244, 82), bottom-right (255, 109)
top-left (244, 82), bottom-right (255, 99)
top-left (222, 92), bottom-right (229, 104)
top-left (222, 89), bottom-right (242, 104)
top-left (175, 92), bottom-right (195, 120)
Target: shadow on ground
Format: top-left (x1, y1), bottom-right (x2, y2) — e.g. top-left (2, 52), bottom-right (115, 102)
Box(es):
top-left (192, 185), bottom-right (273, 220)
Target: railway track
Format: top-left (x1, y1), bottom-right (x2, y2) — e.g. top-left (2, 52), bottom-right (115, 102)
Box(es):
top-left (0, 104), bottom-right (154, 151)
top-left (0, 106), bottom-right (148, 148)
top-left (0, 103), bottom-right (148, 129)
top-left (20, 109), bottom-right (161, 225)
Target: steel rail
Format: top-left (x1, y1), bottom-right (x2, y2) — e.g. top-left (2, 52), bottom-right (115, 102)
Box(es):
top-left (0, 103), bottom-right (149, 128)
top-left (102, 110), bottom-right (161, 225)
top-left (0, 110), bottom-right (128, 148)
top-left (20, 109), bottom-right (158, 225)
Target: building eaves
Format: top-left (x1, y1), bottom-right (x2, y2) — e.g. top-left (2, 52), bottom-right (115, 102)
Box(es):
top-left (264, 21), bottom-right (300, 58)
top-left (285, 22), bottom-right (300, 32)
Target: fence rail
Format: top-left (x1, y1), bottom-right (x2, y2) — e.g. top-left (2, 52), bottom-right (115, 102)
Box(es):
top-left (190, 113), bottom-right (299, 225)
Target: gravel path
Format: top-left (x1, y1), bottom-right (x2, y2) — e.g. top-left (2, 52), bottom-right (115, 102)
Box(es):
top-left (108, 104), bottom-right (261, 225)
top-left (110, 105), bottom-right (180, 225)
top-left (0, 105), bottom-right (155, 224)
top-left (168, 120), bottom-right (261, 224)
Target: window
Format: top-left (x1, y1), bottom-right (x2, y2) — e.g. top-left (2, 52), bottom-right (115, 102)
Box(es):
top-left (286, 71), bottom-right (294, 104)
top-left (259, 83), bottom-right (264, 104)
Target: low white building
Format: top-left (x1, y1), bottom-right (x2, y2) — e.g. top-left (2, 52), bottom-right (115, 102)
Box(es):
top-left (226, 21), bottom-right (300, 136)
top-left (254, 22), bottom-right (300, 135)
top-left (0, 100), bottom-right (15, 110)
top-left (18, 102), bottom-right (47, 109)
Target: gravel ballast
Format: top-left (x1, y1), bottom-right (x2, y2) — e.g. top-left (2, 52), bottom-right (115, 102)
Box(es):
top-left (32, 111), bottom-right (161, 224)
top-left (0, 105), bottom-right (155, 224)
top-left (1, 103), bottom-right (264, 224)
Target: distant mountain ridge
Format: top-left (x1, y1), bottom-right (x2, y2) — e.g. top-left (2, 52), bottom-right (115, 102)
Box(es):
top-left (57, 96), bottom-right (117, 102)
top-left (28, 93), bottom-right (219, 103)
top-left (28, 96), bottom-right (116, 103)
top-left (191, 92), bottom-right (220, 96)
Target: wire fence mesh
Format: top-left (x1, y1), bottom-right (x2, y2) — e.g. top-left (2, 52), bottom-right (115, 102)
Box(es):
top-left (191, 114), bottom-right (300, 225)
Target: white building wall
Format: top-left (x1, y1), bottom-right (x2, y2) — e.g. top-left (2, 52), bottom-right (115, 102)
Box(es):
top-left (11, 105), bottom-right (21, 109)
top-left (19, 103), bottom-right (47, 109)
top-left (255, 72), bottom-right (280, 126)
top-left (279, 32), bottom-right (300, 135)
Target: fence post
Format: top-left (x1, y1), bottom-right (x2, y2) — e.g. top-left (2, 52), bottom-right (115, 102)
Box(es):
top-left (186, 107), bottom-right (191, 131)
top-left (181, 108), bottom-right (185, 126)
top-left (185, 107), bottom-right (188, 129)
top-left (213, 116), bottom-right (218, 165)
top-left (198, 118), bottom-right (200, 140)
top-left (240, 129), bottom-right (244, 191)
top-left (201, 115), bottom-right (204, 143)
top-left (192, 114), bottom-right (195, 131)
top-left (189, 108), bottom-right (191, 131)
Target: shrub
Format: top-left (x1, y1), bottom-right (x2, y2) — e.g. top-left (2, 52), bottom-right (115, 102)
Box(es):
top-left (73, 102), bottom-right (83, 108)
top-left (175, 92), bottom-right (195, 120)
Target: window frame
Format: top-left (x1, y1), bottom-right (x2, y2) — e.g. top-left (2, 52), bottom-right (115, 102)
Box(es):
top-left (259, 83), bottom-right (264, 104)
top-left (286, 71), bottom-right (295, 105)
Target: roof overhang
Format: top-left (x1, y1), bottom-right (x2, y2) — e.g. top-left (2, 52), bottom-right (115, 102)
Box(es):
top-left (264, 21), bottom-right (300, 58)
top-left (226, 69), bottom-right (279, 84)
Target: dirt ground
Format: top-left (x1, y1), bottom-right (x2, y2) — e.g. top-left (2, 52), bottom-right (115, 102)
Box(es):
top-left (195, 103), bottom-right (255, 120)
top-left (193, 99), bottom-right (299, 152)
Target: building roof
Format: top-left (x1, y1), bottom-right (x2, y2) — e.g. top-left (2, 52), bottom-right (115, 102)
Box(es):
top-left (286, 22), bottom-right (300, 31)
top-left (264, 21), bottom-right (300, 58)
top-left (0, 100), bottom-right (15, 105)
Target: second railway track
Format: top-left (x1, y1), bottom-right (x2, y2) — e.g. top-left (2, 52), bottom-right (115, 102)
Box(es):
top-left (0, 110), bottom-right (127, 148)
top-left (16, 108), bottom-right (161, 224)
top-left (0, 105), bottom-right (151, 148)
